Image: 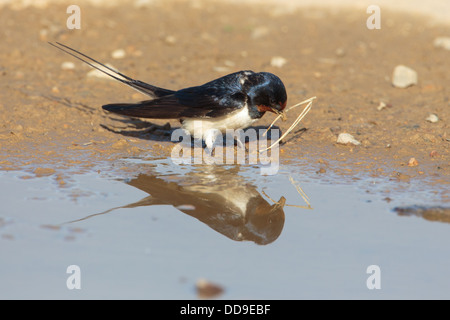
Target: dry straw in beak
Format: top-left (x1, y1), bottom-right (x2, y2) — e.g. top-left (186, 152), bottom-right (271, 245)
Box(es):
top-left (260, 96), bottom-right (316, 152)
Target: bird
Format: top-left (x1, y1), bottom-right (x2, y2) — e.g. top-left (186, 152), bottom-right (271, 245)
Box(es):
top-left (50, 42), bottom-right (288, 148)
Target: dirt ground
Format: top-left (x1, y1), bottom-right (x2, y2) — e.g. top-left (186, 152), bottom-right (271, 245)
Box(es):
top-left (0, 1), bottom-right (448, 198)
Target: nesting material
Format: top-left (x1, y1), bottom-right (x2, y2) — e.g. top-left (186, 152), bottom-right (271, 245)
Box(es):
top-left (259, 96), bottom-right (316, 152)
top-left (262, 176), bottom-right (312, 210)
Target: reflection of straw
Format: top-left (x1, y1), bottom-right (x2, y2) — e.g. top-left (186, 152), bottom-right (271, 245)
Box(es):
top-left (262, 176), bottom-right (312, 210)
top-left (288, 176), bottom-right (311, 209)
top-left (262, 190), bottom-right (280, 204)
top-left (260, 96), bottom-right (316, 153)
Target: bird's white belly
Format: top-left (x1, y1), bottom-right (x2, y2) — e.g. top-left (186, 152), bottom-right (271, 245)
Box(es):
top-left (182, 106), bottom-right (257, 139)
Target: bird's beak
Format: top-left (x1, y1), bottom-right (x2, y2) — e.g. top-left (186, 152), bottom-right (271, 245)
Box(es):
top-left (272, 109), bottom-right (282, 115)
top-left (271, 196), bottom-right (286, 212)
top-left (271, 102), bottom-right (287, 121)
top-left (270, 101), bottom-right (287, 117)
top-left (258, 101), bottom-right (287, 120)
top-left (263, 101), bottom-right (286, 114)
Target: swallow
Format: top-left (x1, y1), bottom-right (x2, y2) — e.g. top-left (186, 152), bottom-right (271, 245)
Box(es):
top-left (50, 42), bottom-right (288, 148)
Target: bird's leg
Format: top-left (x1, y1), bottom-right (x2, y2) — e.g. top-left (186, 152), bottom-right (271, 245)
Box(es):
top-left (203, 129), bottom-right (222, 151)
top-left (235, 137), bottom-right (245, 149)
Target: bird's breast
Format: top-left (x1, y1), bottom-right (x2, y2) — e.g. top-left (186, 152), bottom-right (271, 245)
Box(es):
top-left (182, 105), bottom-right (257, 139)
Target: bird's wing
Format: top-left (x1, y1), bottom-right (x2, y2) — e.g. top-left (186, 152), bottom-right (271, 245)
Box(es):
top-left (49, 42), bottom-right (175, 98)
top-left (103, 72), bottom-right (251, 119)
top-left (102, 92), bottom-right (247, 119)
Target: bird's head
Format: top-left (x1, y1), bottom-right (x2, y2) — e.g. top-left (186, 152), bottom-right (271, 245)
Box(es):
top-left (247, 72), bottom-right (287, 117)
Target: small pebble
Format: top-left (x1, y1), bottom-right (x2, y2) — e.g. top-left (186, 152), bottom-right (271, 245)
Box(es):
top-left (392, 65), bottom-right (418, 88)
top-left (316, 168), bottom-right (326, 174)
top-left (337, 133), bottom-right (361, 146)
top-left (376, 101), bottom-right (392, 111)
top-left (87, 63), bottom-right (118, 79)
top-left (39, 29), bottom-right (48, 41)
top-left (335, 47), bottom-right (346, 57)
top-left (377, 101), bottom-right (387, 111)
top-left (223, 60), bottom-right (235, 67)
top-left (251, 26), bottom-right (269, 39)
top-left (196, 278), bottom-right (224, 299)
top-left (407, 157), bottom-right (418, 167)
top-left (433, 37), bottom-right (450, 50)
top-left (61, 61), bottom-right (75, 70)
top-left (270, 56), bottom-right (287, 68)
top-left (425, 113), bottom-right (439, 123)
top-left (430, 150), bottom-right (439, 157)
top-left (111, 49), bottom-right (126, 59)
top-left (111, 139), bottom-right (129, 149)
top-left (164, 35), bottom-right (177, 45)
top-left (34, 167), bottom-right (56, 177)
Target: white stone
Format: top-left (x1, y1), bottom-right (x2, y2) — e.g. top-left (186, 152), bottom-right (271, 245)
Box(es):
top-left (433, 37), bottom-right (450, 50)
top-left (223, 60), bottom-right (235, 67)
top-left (377, 101), bottom-right (386, 111)
top-left (337, 133), bottom-right (361, 145)
top-left (270, 56), bottom-right (287, 68)
top-left (87, 63), bottom-right (118, 79)
top-left (426, 113), bottom-right (439, 123)
top-left (61, 61), bottom-right (75, 70)
top-left (392, 65), bottom-right (418, 88)
top-left (111, 49), bottom-right (126, 59)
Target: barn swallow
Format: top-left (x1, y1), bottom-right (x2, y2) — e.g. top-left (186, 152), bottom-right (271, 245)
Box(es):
top-left (50, 42), bottom-right (287, 148)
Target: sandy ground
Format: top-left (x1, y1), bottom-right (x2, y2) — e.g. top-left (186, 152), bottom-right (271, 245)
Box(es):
top-left (3, 0), bottom-right (450, 24)
top-left (0, 0), bottom-right (448, 197)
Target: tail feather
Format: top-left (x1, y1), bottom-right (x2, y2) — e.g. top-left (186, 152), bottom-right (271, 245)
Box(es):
top-left (49, 42), bottom-right (175, 98)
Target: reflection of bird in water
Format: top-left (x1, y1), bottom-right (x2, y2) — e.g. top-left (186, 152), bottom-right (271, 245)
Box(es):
top-left (394, 206), bottom-right (450, 224)
top-left (66, 166), bottom-right (286, 245)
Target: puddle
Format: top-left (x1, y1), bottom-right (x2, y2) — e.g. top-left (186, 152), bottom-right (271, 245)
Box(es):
top-left (1, 158), bottom-right (449, 299)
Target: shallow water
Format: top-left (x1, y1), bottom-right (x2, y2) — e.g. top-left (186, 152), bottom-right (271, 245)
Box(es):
top-left (0, 157), bottom-right (449, 299)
